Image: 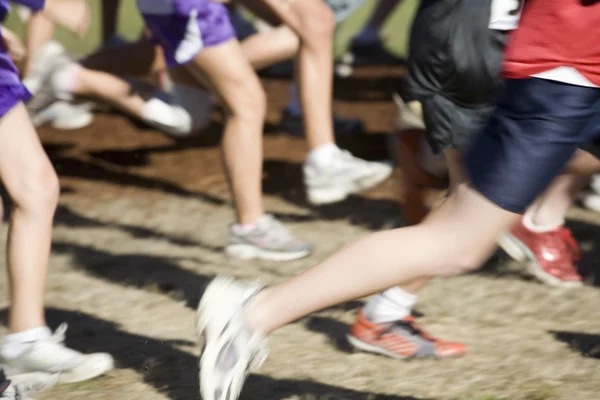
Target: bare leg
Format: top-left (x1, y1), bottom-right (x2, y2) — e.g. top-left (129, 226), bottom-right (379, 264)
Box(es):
top-left (380, 147), bottom-right (466, 297)
top-left (53, 61), bottom-right (191, 135)
top-left (258, 0), bottom-right (336, 149)
top-left (0, 104), bottom-right (59, 332)
top-left (246, 183), bottom-right (518, 334)
top-left (22, 11), bottom-right (55, 80)
top-left (21, 0), bottom-right (90, 93)
top-left (42, 0), bottom-right (90, 36)
top-left (180, 39), bottom-right (266, 224)
top-left (1, 27), bottom-right (26, 64)
top-left (241, 26), bottom-right (299, 70)
top-left (69, 67), bottom-right (147, 117)
top-left (526, 173), bottom-right (588, 228)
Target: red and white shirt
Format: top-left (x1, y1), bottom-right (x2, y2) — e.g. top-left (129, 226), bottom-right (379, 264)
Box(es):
top-left (502, 0), bottom-right (600, 88)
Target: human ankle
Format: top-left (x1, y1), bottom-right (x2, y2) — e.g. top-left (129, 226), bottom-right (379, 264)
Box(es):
top-left (306, 143), bottom-right (339, 169)
top-left (244, 289), bottom-right (273, 336)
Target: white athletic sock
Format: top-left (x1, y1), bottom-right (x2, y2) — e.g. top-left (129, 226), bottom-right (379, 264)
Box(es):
top-left (523, 212), bottom-right (563, 233)
top-left (306, 143), bottom-right (340, 170)
top-left (363, 287), bottom-right (417, 323)
top-left (1, 327), bottom-right (51, 360)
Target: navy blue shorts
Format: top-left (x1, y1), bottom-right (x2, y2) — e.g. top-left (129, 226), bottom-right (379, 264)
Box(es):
top-left (465, 77), bottom-right (600, 213)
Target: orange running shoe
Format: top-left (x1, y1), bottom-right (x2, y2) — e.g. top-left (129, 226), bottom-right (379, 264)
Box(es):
top-left (347, 311), bottom-right (466, 359)
top-left (498, 218), bottom-right (583, 288)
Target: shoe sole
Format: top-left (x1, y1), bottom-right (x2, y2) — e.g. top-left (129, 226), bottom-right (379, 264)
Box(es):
top-left (307, 165), bottom-right (394, 206)
top-left (52, 111), bottom-right (94, 130)
top-left (10, 371), bottom-right (60, 394)
top-left (582, 194), bottom-right (600, 212)
top-left (196, 277), bottom-right (241, 400)
top-left (347, 335), bottom-right (463, 360)
top-left (497, 233), bottom-right (582, 288)
top-left (31, 103), bottom-right (94, 130)
top-left (497, 233), bottom-right (527, 262)
top-left (347, 335), bottom-right (414, 360)
top-left (225, 244), bottom-right (310, 261)
top-left (58, 356), bottom-right (114, 384)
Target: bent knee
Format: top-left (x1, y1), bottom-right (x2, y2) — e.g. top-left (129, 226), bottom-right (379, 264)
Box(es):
top-left (10, 162), bottom-right (59, 215)
top-left (295, 1), bottom-right (335, 47)
top-left (225, 78), bottom-right (266, 122)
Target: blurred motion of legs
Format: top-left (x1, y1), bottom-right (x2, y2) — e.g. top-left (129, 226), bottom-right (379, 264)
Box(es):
top-left (137, 0), bottom-right (311, 260)
top-left (346, 0), bottom-right (405, 66)
top-left (0, 13), bottom-right (113, 385)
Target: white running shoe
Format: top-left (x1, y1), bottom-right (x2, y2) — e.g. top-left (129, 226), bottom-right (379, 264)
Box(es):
top-left (1, 369), bottom-right (59, 400)
top-left (24, 41), bottom-right (95, 131)
top-left (143, 98), bottom-right (193, 137)
top-left (589, 174), bottom-right (600, 195)
top-left (22, 41), bottom-right (65, 96)
top-left (30, 101), bottom-right (94, 130)
top-left (196, 277), bottom-right (268, 400)
top-left (581, 175), bottom-right (600, 212)
top-left (1, 324), bottom-right (114, 384)
top-left (1, 380), bottom-right (30, 400)
top-left (304, 149), bottom-right (393, 205)
top-left (582, 193), bottom-right (600, 213)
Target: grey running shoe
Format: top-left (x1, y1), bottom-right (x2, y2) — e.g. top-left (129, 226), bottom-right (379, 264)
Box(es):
top-left (225, 214), bottom-right (312, 261)
top-left (196, 277), bottom-right (268, 400)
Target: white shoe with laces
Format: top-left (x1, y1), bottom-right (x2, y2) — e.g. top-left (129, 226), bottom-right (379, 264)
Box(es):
top-left (196, 277), bottom-right (268, 400)
top-left (0, 369), bottom-right (59, 400)
top-left (303, 149), bottom-right (393, 205)
top-left (0, 324), bottom-right (114, 384)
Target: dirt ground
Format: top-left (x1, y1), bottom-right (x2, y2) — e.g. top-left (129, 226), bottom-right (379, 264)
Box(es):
top-left (1, 66), bottom-right (600, 400)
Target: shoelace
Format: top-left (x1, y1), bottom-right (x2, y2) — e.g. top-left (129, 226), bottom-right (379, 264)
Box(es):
top-left (254, 215), bottom-right (294, 245)
top-left (48, 323), bottom-right (69, 345)
top-left (554, 227), bottom-right (580, 262)
top-left (391, 317), bottom-right (437, 343)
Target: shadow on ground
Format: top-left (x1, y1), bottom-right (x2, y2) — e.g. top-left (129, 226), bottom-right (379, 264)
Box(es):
top-left (52, 241), bottom-right (213, 309)
top-left (333, 74), bottom-right (404, 103)
top-left (54, 205), bottom-right (210, 249)
top-left (41, 138), bottom-right (403, 231)
top-left (565, 219), bottom-right (600, 285)
top-left (550, 331), bottom-right (600, 359)
top-left (0, 308), bottom-right (431, 400)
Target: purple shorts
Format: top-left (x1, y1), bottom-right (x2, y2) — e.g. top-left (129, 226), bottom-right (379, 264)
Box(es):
top-left (0, 26), bottom-right (32, 119)
top-left (10, 0), bottom-right (45, 11)
top-left (137, 0), bottom-right (235, 67)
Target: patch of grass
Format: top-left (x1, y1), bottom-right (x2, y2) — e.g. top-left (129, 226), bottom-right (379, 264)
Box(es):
top-left (456, 397), bottom-right (504, 400)
top-left (3, 0), bottom-right (419, 58)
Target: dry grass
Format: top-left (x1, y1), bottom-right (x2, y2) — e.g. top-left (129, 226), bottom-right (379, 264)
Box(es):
top-left (1, 72), bottom-right (599, 400)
